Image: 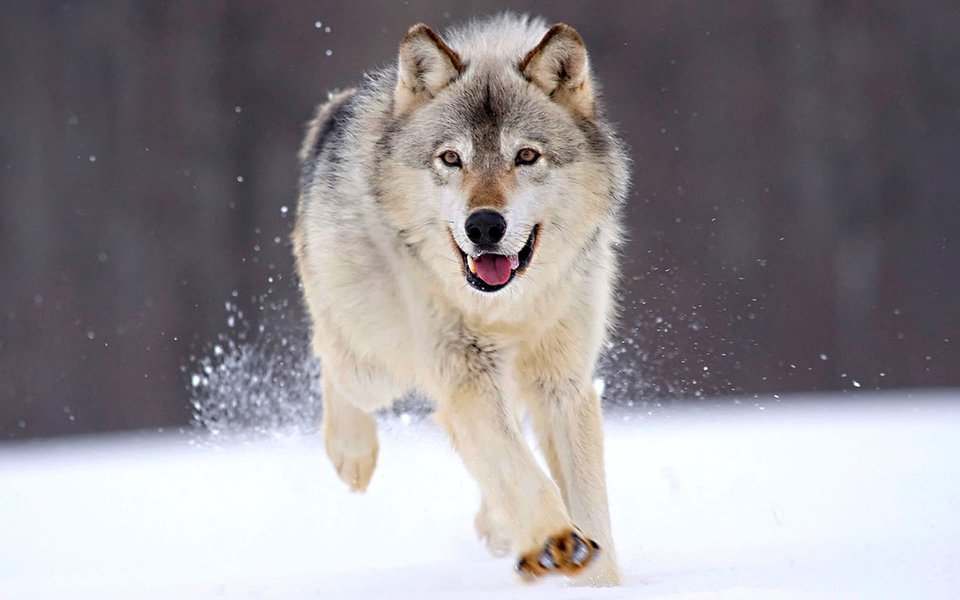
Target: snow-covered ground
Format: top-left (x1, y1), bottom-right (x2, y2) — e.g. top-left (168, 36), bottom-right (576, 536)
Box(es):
top-left (2, 392), bottom-right (959, 599)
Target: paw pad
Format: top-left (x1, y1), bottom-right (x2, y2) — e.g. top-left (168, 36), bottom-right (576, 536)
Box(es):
top-left (516, 529), bottom-right (600, 581)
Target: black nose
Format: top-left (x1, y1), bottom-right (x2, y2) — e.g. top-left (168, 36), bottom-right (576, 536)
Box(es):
top-left (465, 210), bottom-right (506, 245)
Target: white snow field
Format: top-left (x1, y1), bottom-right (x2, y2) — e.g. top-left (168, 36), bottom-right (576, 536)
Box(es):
top-left (2, 392), bottom-right (959, 599)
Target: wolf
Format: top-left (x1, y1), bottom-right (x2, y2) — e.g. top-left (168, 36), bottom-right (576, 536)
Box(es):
top-left (292, 13), bottom-right (629, 585)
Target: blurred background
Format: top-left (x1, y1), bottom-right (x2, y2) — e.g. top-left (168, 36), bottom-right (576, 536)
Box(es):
top-left (1, 0), bottom-right (958, 440)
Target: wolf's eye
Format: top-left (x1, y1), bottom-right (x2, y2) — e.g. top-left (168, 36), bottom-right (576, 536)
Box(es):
top-left (515, 148), bottom-right (540, 166)
top-left (439, 150), bottom-right (462, 168)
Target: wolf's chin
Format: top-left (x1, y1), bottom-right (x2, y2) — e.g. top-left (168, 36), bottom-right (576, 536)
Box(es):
top-left (458, 225), bottom-right (539, 293)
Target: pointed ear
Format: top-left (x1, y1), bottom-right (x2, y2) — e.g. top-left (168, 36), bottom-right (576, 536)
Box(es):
top-left (519, 24), bottom-right (595, 118)
top-left (394, 24), bottom-right (463, 116)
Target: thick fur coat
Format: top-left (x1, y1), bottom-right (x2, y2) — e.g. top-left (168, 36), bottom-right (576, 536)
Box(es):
top-left (293, 14), bottom-right (629, 585)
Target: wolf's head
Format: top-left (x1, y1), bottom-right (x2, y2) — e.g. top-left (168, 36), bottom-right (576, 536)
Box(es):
top-left (376, 15), bottom-right (628, 302)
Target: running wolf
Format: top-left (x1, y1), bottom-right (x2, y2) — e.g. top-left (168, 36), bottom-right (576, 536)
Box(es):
top-left (293, 13), bottom-right (629, 585)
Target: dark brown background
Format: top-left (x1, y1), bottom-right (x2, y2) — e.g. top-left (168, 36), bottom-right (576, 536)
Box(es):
top-left (2, 1), bottom-right (959, 440)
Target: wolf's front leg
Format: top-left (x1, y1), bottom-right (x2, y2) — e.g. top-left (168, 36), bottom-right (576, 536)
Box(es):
top-left (526, 384), bottom-right (620, 586)
top-left (321, 364), bottom-right (381, 493)
top-left (433, 383), bottom-right (601, 580)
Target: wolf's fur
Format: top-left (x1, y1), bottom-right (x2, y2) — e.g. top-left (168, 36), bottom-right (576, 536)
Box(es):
top-left (293, 14), bottom-right (629, 585)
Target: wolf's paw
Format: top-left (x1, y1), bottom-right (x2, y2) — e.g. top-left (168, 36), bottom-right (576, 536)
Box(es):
top-left (323, 420), bottom-right (378, 493)
top-left (474, 503), bottom-right (511, 557)
top-left (515, 529), bottom-right (600, 581)
top-left (326, 436), bottom-right (378, 492)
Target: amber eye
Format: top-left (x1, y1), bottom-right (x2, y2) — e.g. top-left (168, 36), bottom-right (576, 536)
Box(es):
top-left (515, 147), bottom-right (540, 166)
top-left (440, 150), bottom-right (462, 168)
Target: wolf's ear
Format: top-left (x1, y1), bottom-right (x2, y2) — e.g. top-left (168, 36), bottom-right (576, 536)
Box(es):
top-left (519, 24), bottom-right (594, 118)
top-left (394, 24), bottom-right (463, 116)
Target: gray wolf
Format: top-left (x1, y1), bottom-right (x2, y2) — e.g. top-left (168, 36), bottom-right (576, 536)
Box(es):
top-left (292, 13), bottom-right (629, 585)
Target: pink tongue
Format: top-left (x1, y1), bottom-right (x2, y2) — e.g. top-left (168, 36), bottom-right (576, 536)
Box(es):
top-left (474, 254), bottom-right (512, 286)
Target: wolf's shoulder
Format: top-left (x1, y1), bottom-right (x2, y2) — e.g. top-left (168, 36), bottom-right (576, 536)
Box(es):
top-left (298, 88), bottom-right (359, 165)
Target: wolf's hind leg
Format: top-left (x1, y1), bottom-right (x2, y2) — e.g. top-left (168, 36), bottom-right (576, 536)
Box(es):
top-left (321, 361), bottom-right (390, 493)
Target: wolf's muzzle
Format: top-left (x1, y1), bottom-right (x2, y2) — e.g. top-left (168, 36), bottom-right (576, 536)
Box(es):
top-left (456, 224), bottom-right (539, 293)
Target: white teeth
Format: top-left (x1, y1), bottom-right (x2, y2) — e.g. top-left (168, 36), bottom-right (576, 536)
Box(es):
top-left (508, 254), bottom-right (520, 270)
top-left (467, 255), bottom-right (477, 274)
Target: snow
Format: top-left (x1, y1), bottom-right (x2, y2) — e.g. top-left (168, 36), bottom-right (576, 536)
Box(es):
top-left (2, 392), bottom-right (959, 599)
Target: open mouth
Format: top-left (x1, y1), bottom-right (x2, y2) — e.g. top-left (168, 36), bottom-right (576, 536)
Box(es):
top-left (457, 225), bottom-right (539, 293)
